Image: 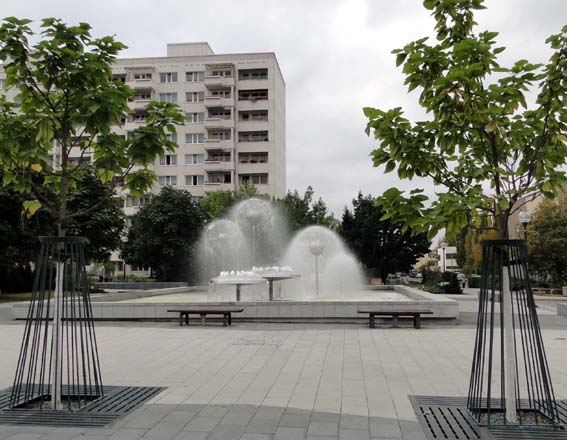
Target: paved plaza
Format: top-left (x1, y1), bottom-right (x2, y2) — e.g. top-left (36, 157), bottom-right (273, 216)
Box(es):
top-left (0, 296), bottom-right (566, 440)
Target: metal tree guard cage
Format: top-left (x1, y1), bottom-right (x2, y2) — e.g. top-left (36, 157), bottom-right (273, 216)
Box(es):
top-left (10, 236), bottom-right (103, 410)
top-left (467, 239), bottom-right (560, 426)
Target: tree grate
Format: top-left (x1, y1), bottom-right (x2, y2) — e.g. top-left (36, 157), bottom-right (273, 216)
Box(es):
top-left (410, 396), bottom-right (567, 440)
top-left (0, 385), bottom-right (164, 427)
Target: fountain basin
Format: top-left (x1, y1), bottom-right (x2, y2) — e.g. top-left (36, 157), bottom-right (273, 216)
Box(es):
top-left (11, 285), bottom-right (459, 321)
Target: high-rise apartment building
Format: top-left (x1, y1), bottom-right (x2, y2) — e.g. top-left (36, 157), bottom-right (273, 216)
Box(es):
top-left (115, 42), bottom-right (286, 215)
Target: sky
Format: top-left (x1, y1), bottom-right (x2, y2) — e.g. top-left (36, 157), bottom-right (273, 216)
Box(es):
top-left (3, 0), bottom-right (567, 216)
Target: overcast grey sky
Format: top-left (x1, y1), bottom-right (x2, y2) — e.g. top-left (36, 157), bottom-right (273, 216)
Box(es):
top-left (4, 0), bottom-right (567, 215)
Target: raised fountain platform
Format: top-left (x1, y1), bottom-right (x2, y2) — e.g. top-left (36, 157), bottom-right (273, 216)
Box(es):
top-left (559, 302), bottom-right (567, 317)
top-left (11, 285), bottom-right (458, 321)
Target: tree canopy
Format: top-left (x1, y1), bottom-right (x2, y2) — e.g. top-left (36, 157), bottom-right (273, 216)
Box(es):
top-left (528, 199), bottom-right (567, 284)
top-left (277, 186), bottom-right (336, 232)
top-left (365, 0), bottom-right (567, 240)
top-left (0, 17), bottom-right (185, 236)
top-left (340, 193), bottom-right (430, 282)
top-left (122, 187), bottom-right (204, 282)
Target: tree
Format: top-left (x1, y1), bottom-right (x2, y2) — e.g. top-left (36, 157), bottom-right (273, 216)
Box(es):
top-left (277, 186), bottom-right (335, 232)
top-left (528, 199), bottom-right (567, 284)
top-left (340, 193), bottom-right (430, 283)
top-left (364, 0), bottom-right (567, 240)
top-left (64, 167), bottom-right (125, 262)
top-left (199, 181), bottom-right (259, 221)
top-left (0, 17), bottom-right (185, 236)
top-left (0, 168), bottom-right (124, 291)
top-left (122, 187), bottom-right (204, 282)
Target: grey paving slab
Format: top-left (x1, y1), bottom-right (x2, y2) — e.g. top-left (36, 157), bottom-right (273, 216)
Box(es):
top-left (182, 416), bottom-right (220, 432)
top-left (245, 417), bottom-right (281, 434)
top-left (171, 433), bottom-right (208, 440)
top-left (279, 413), bottom-right (311, 428)
top-left (307, 421), bottom-right (339, 437)
top-left (274, 426), bottom-right (307, 440)
top-left (339, 428), bottom-right (370, 440)
top-left (204, 423), bottom-right (245, 440)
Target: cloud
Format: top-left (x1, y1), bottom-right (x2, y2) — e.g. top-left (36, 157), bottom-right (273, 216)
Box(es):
top-left (3, 0), bottom-right (566, 215)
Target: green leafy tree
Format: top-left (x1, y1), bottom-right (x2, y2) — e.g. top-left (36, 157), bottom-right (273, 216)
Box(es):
top-left (364, 0), bottom-right (567, 240)
top-left (64, 167), bottom-right (125, 262)
top-left (122, 187), bottom-right (204, 282)
top-left (340, 193), bottom-right (430, 283)
top-left (277, 186), bottom-right (335, 232)
top-left (528, 199), bottom-right (567, 284)
top-left (199, 181), bottom-right (259, 221)
top-left (0, 17), bottom-right (185, 236)
top-left (0, 168), bottom-right (125, 291)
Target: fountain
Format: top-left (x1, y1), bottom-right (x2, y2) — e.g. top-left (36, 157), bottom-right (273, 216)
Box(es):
top-left (38, 197), bottom-right (458, 321)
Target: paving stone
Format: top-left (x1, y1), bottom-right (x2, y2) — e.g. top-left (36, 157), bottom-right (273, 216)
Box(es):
top-left (339, 415), bottom-right (369, 430)
top-left (183, 416), bottom-right (220, 432)
top-left (279, 413), bottom-right (311, 428)
top-left (274, 426), bottom-right (307, 440)
top-left (307, 421), bottom-right (339, 437)
top-left (245, 418), bottom-right (281, 434)
top-left (205, 423), bottom-right (246, 440)
top-left (254, 406), bottom-right (284, 420)
top-left (141, 421), bottom-right (184, 439)
top-left (240, 434), bottom-right (273, 440)
top-left (310, 412), bottom-right (340, 423)
top-left (172, 433), bottom-right (208, 440)
top-left (369, 419), bottom-right (402, 439)
top-left (198, 405), bottom-right (231, 418)
top-left (107, 429), bottom-right (147, 440)
top-left (339, 428), bottom-right (370, 440)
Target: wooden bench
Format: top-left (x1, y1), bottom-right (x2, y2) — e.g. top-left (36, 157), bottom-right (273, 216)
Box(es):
top-left (357, 310), bottom-right (433, 329)
top-left (167, 308), bottom-right (244, 327)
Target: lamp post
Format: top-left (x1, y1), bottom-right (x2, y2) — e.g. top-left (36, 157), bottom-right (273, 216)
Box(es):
top-left (440, 242), bottom-right (448, 272)
top-left (518, 210), bottom-right (532, 241)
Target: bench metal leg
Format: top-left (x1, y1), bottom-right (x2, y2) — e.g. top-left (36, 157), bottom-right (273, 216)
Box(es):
top-left (228, 313), bottom-right (232, 326)
top-left (392, 315), bottom-right (399, 328)
top-left (369, 314), bottom-right (375, 328)
top-left (223, 314), bottom-right (228, 327)
top-left (414, 314), bottom-right (421, 329)
top-left (185, 314), bottom-right (189, 326)
top-left (179, 313), bottom-right (183, 326)
top-left (200, 314), bottom-right (206, 326)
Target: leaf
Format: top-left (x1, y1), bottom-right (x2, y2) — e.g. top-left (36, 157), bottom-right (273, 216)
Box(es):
top-left (30, 163), bottom-right (42, 172)
top-left (22, 199), bottom-right (41, 218)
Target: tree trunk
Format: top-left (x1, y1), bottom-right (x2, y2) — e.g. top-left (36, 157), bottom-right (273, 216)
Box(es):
top-left (496, 212), bottom-right (509, 240)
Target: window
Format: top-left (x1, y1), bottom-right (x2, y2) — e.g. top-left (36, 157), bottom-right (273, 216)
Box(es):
top-left (239, 68), bottom-right (268, 80)
top-left (208, 108), bottom-right (231, 119)
top-left (133, 91), bottom-right (151, 100)
top-left (186, 71), bottom-right (205, 82)
top-left (207, 152), bottom-right (231, 162)
top-left (240, 174), bottom-right (268, 185)
top-left (186, 175), bottom-right (205, 186)
top-left (208, 173), bottom-right (231, 184)
top-left (69, 157), bottom-right (91, 166)
top-left (48, 154), bottom-right (59, 168)
top-left (0, 79), bottom-right (4, 89)
top-left (159, 154), bottom-right (177, 166)
top-left (159, 92), bottom-right (177, 103)
top-left (239, 152), bottom-right (268, 163)
top-left (239, 110), bottom-right (268, 121)
top-left (209, 130), bottom-right (231, 141)
top-left (209, 69), bottom-right (232, 77)
top-left (186, 133), bottom-right (205, 144)
top-left (127, 195), bottom-right (152, 207)
top-left (186, 92), bottom-right (205, 103)
top-left (166, 133), bottom-right (177, 142)
top-left (133, 72), bottom-right (152, 80)
top-left (208, 88), bottom-right (231, 98)
top-left (185, 154), bottom-right (205, 165)
top-left (158, 175), bottom-right (177, 186)
top-left (160, 72), bottom-right (178, 83)
top-left (239, 131), bottom-right (268, 142)
top-left (238, 89), bottom-right (268, 101)
top-left (186, 112), bottom-right (204, 123)
top-left (132, 113), bottom-right (148, 122)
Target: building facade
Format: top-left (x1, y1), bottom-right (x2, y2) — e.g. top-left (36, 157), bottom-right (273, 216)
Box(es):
top-left (116, 42), bottom-right (286, 216)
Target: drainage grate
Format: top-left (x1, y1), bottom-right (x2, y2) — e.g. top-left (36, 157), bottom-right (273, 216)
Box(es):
top-left (410, 396), bottom-right (567, 440)
top-left (0, 385), bottom-right (164, 427)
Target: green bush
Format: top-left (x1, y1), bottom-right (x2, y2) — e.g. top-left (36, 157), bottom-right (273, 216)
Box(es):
top-left (442, 271), bottom-right (463, 294)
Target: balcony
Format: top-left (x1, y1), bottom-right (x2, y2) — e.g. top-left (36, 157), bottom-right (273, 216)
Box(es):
top-left (204, 75), bottom-right (235, 87)
top-left (204, 118), bottom-right (233, 129)
top-left (204, 161), bottom-right (233, 172)
top-left (204, 141), bottom-right (233, 152)
top-left (204, 96), bottom-right (234, 108)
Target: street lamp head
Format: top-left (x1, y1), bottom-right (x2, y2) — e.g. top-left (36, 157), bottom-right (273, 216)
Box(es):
top-left (518, 210), bottom-right (532, 226)
top-left (440, 242), bottom-right (448, 249)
